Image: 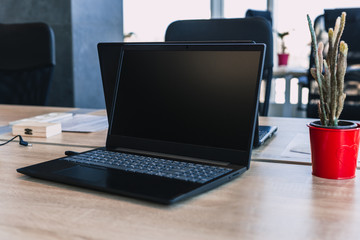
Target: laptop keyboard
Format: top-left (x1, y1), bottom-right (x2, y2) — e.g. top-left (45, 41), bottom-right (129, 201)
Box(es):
top-left (64, 149), bottom-right (232, 184)
top-left (258, 129), bottom-right (268, 141)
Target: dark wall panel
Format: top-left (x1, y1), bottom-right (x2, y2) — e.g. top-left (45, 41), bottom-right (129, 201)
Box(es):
top-left (0, 0), bottom-right (123, 108)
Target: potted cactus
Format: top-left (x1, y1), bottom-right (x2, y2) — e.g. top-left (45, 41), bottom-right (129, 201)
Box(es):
top-left (307, 12), bottom-right (360, 179)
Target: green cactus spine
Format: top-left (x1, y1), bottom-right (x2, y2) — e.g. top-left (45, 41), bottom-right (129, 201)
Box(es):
top-left (307, 12), bottom-right (348, 127)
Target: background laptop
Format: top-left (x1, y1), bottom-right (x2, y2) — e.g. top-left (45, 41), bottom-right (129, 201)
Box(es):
top-left (98, 42), bottom-right (276, 147)
top-left (17, 43), bottom-right (265, 204)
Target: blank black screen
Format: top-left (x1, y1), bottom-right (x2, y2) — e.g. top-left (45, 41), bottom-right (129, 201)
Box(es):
top-left (111, 49), bottom-right (261, 151)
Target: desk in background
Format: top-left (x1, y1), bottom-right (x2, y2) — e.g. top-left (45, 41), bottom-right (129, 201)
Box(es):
top-left (273, 66), bottom-right (308, 117)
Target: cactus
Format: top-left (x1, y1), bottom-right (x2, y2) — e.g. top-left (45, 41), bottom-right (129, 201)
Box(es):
top-left (307, 12), bottom-right (348, 127)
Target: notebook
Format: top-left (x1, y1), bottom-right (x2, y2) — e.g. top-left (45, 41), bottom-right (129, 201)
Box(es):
top-left (17, 42), bottom-right (265, 204)
top-left (97, 42), bottom-right (276, 147)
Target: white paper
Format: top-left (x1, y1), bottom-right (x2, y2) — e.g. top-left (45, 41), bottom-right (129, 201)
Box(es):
top-left (60, 114), bottom-right (108, 132)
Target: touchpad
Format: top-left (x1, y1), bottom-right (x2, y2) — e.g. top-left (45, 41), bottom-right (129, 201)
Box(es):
top-left (56, 165), bottom-right (107, 185)
top-left (54, 164), bottom-right (200, 202)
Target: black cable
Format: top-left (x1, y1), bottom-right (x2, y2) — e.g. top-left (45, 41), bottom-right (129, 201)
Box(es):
top-left (65, 151), bottom-right (79, 156)
top-left (0, 135), bottom-right (31, 147)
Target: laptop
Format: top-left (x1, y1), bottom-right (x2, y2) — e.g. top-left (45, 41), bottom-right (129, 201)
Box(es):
top-left (253, 117), bottom-right (278, 147)
top-left (17, 42), bottom-right (265, 204)
top-left (98, 42), bottom-right (276, 147)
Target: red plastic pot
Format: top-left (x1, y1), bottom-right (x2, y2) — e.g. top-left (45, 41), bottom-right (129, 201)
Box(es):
top-left (278, 53), bottom-right (289, 66)
top-left (308, 121), bottom-right (360, 179)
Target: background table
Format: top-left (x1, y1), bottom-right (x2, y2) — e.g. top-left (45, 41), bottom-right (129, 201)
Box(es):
top-left (273, 66), bottom-right (308, 117)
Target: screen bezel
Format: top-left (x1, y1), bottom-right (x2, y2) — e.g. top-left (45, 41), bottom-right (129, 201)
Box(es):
top-left (106, 43), bottom-right (265, 166)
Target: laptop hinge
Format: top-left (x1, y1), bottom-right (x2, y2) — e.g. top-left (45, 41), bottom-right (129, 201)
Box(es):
top-left (111, 147), bottom-right (231, 166)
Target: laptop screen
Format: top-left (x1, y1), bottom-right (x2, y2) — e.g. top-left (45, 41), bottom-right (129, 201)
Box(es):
top-left (108, 44), bottom-right (264, 164)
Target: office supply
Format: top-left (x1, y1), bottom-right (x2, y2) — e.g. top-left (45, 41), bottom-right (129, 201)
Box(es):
top-left (12, 121), bottom-right (61, 138)
top-left (98, 42), bottom-right (276, 147)
top-left (0, 134), bottom-right (30, 146)
top-left (0, 105), bottom-right (107, 148)
top-left (9, 112), bottom-right (73, 126)
top-left (60, 114), bottom-right (108, 133)
top-left (17, 43), bottom-right (265, 204)
top-left (9, 112), bottom-right (107, 133)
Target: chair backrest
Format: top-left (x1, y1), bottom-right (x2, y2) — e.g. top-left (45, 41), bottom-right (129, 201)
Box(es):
top-left (325, 8), bottom-right (360, 66)
top-left (245, 9), bottom-right (272, 26)
top-left (0, 22), bottom-right (55, 105)
top-left (165, 17), bottom-right (273, 116)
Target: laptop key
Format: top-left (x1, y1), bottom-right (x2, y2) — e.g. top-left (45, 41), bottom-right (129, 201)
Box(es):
top-left (64, 149), bottom-right (232, 184)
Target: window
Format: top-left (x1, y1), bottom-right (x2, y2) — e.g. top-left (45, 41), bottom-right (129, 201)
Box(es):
top-left (123, 0), bottom-right (210, 42)
top-left (276, 0), bottom-right (360, 68)
top-left (224, 0), bottom-right (267, 18)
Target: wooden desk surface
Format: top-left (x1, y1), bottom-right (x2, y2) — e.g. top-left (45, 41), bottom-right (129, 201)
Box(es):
top-left (0, 104), bottom-right (107, 148)
top-left (0, 104), bottom-right (316, 164)
top-left (2, 143), bottom-right (360, 240)
top-left (0, 105), bottom-right (310, 158)
top-left (0, 104), bottom-right (76, 126)
top-left (255, 116), bottom-right (313, 164)
top-left (5, 105), bottom-right (360, 167)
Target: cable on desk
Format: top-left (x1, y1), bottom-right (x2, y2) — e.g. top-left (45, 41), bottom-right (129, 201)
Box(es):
top-left (65, 151), bottom-right (79, 156)
top-left (0, 135), bottom-right (31, 147)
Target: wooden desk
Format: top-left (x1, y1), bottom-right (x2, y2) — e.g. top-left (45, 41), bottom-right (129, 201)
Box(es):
top-left (0, 104), bottom-right (315, 164)
top-left (3, 105), bottom-right (360, 239)
top-left (3, 143), bottom-right (360, 240)
top-left (254, 116), bottom-right (313, 164)
top-left (0, 105), bottom-right (76, 127)
top-left (0, 105), bottom-right (107, 148)
top-left (7, 104), bottom-right (360, 166)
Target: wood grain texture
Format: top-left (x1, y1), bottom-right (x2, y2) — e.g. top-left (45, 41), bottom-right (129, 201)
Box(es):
top-left (254, 116), bottom-right (313, 164)
top-left (2, 105), bottom-right (360, 165)
top-left (2, 143), bottom-right (360, 240)
top-left (0, 105), bottom-right (106, 148)
top-left (0, 105), bottom-right (76, 126)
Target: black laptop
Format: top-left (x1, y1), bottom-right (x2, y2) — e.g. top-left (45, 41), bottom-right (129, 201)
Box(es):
top-left (98, 42), bottom-right (276, 147)
top-left (17, 42), bottom-right (265, 204)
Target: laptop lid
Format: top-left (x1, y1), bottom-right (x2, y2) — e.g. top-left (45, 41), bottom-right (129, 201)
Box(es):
top-left (98, 43), bottom-right (123, 121)
top-left (97, 41), bottom-right (255, 123)
top-left (97, 42), bottom-right (276, 148)
top-left (106, 43), bottom-right (265, 167)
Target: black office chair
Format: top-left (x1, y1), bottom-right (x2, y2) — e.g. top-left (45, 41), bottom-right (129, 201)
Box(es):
top-left (245, 9), bottom-right (272, 26)
top-left (0, 22), bottom-right (55, 105)
top-left (307, 8), bottom-right (360, 120)
top-left (165, 17), bottom-right (273, 116)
